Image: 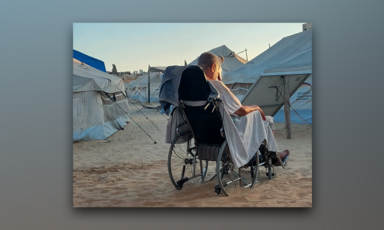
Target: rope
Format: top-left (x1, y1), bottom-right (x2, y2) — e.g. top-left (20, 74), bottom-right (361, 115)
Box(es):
top-left (126, 114), bottom-right (157, 144)
top-left (109, 80), bottom-right (163, 132)
top-left (267, 76), bottom-right (312, 127)
top-left (127, 83), bottom-right (169, 120)
top-left (90, 77), bottom-right (159, 143)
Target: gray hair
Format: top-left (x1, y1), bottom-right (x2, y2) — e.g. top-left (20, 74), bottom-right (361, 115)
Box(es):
top-left (197, 52), bottom-right (224, 70)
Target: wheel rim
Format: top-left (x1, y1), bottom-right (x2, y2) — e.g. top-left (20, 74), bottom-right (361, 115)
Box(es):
top-left (216, 141), bottom-right (258, 196)
top-left (250, 151), bottom-right (259, 188)
top-left (168, 137), bottom-right (208, 190)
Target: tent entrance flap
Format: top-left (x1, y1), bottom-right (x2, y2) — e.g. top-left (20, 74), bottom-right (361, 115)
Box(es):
top-left (241, 74), bottom-right (310, 116)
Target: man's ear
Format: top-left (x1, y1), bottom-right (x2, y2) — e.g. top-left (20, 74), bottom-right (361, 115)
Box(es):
top-left (210, 63), bottom-right (216, 73)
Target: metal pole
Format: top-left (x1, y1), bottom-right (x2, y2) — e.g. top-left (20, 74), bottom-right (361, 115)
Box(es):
top-left (147, 65), bottom-right (150, 103)
top-left (283, 75), bottom-right (291, 139)
top-left (245, 48), bottom-right (248, 61)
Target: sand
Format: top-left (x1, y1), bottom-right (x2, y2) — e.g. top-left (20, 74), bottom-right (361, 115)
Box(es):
top-left (73, 102), bottom-right (312, 207)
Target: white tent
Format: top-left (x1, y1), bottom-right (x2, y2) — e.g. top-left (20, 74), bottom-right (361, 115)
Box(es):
top-left (73, 60), bottom-right (130, 141)
top-left (224, 29), bottom-right (312, 123)
top-left (125, 72), bottom-right (163, 103)
top-left (223, 29), bottom-right (312, 103)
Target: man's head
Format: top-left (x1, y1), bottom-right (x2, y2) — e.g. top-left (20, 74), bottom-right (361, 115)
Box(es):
top-left (197, 52), bottom-right (224, 81)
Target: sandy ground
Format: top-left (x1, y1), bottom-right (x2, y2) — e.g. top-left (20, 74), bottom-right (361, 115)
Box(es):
top-left (73, 102), bottom-right (312, 207)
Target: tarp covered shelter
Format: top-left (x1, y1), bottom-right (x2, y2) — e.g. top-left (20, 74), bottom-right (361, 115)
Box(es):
top-left (145, 66), bottom-right (167, 102)
top-left (224, 29), bottom-right (312, 123)
top-left (126, 72), bottom-right (163, 102)
top-left (73, 59), bottom-right (130, 141)
top-left (223, 29), bottom-right (311, 102)
top-left (73, 50), bottom-right (107, 72)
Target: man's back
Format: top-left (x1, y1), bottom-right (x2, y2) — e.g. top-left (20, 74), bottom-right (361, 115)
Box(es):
top-left (209, 80), bottom-right (242, 115)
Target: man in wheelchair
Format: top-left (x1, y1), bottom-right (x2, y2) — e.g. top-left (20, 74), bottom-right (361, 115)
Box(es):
top-left (160, 52), bottom-right (290, 195)
top-left (197, 52), bottom-right (290, 167)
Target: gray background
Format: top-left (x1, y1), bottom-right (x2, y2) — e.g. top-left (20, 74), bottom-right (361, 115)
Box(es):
top-left (1, 0), bottom-right (383, 229)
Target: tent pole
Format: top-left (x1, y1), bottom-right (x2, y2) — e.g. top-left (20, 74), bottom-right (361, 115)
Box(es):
top-left (148, 65), bottom-right (150, 103)
top-left (284, 75), bottom-right (291, 139)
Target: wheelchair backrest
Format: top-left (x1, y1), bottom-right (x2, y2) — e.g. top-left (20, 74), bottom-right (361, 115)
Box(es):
top-left (179, 66), bottom-right (225, 145)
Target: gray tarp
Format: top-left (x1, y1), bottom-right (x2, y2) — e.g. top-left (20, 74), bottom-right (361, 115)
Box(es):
top-left (223, 29), bottom-right (312, 85)
top-left (73, 61), bottom-right (129, 141)
top-left (222, 29), bottom-right (312, 118)
top-left (73, 62), bottom-right (126, 94)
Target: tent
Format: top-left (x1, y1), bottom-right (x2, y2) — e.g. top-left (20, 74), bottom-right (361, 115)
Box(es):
top-left (125, 72), bottom-right (163, 103)
top-left (224, 29), bottom-right (312, 123)
top-left (73, 50), bottom-right (106, 72)
top-left (223, 29), bottom-right (312, 102)
top-left (125, 66), bottom-right (166, 103)
top-left (73, 59), bottom-right (130, 141)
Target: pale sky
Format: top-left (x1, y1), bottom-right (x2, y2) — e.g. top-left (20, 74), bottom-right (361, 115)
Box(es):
top-left (73, 23), bottom-right (305, 72)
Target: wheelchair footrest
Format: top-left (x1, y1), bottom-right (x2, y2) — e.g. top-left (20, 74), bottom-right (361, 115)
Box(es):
top-left (214, 185), bottom-right (221, 195)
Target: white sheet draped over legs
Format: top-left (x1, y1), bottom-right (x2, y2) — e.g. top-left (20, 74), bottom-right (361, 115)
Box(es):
top-left (218, 102), bottom-right (279, 168)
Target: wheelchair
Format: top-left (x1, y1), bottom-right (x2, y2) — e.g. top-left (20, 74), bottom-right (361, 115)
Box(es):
top-left (165, 66), bottom-right (289, 196)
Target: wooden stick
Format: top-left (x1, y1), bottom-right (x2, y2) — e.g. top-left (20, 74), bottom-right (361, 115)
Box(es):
top-left (284, 76), bottom-right (291, 139)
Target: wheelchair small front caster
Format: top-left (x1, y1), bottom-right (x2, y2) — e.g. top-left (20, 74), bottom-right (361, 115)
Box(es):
top-left (266, 167), bottom-right (274, 179)
top-left (214, 185), bottom-right (222, 195)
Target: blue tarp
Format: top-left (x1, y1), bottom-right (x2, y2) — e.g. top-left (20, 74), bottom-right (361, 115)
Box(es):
top-left (73, 50), bottom-right (106, 72)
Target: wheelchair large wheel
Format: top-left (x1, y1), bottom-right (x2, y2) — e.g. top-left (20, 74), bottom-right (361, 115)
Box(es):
top-left (168, 135), bottom-right (208, 190)
top-left (216, 141), bottom-right (259, 196)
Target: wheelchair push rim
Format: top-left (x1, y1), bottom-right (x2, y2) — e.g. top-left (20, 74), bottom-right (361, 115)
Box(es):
top-left (168, 136), bottom-right (208, 190)
top-left (216, 140), bottom-right (259, 196)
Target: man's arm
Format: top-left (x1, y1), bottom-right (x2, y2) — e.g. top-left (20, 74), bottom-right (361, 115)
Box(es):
top-left (234, 105), bottom-right (266, 121)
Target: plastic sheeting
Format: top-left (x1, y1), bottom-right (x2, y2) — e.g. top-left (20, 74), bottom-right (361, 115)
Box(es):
top-left (73, 61), bottom-right (129, 142)
top-left (127, 87), bottom-right (160, 103)
top-left (127, 72), bottom-right (162, 88)
top-left (274, 75), bottom-right (312, 124)
top-left (222, 29), bottom-right (312, 124)
top-left (125, 72), bottom-right (163, 102)
top-left (222, 29), bottom-right (312, 85)
top-left (73, 62), bottom-right (125, 94)
top-left (73, 50), bottom-right (106, 72)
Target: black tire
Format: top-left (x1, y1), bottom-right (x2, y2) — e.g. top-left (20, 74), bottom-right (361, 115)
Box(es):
top-left (168, 135), bottom-right (208, 190)
top-left (250, 150), bottom-right (260, 188)
top-left (216, 141), bottom-right (257, 196)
